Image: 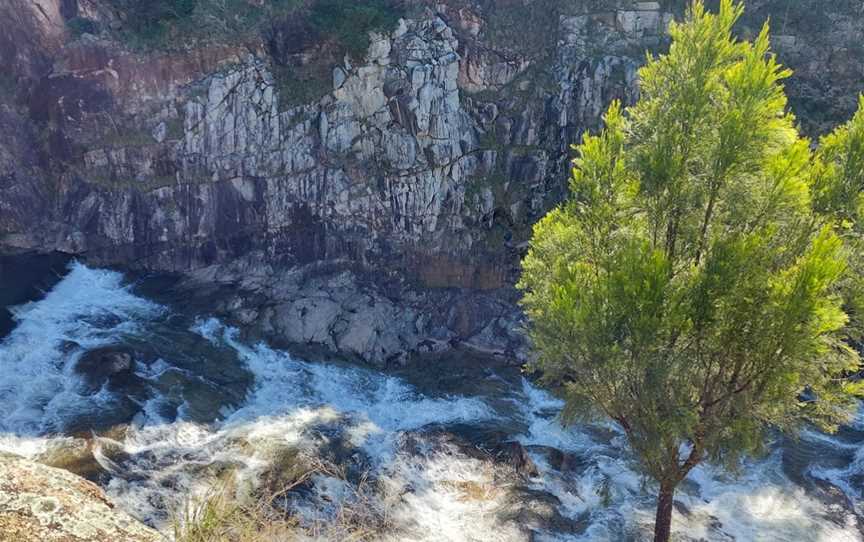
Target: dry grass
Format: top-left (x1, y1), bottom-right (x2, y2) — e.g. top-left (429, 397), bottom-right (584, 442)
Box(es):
top-left (441, 480), bottom-right (501, 503)
top-left (304, 464), bottom-right (395, 541)
top-left (173, 486), bottom-right (300, 542)
top-left (172, 452), bottom-right (397, 542)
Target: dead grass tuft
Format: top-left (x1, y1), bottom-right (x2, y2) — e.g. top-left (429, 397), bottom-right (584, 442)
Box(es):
top-left (173, 452), bottom-right (398, 542)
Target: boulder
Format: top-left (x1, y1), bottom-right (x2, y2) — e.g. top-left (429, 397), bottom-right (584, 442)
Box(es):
top-left (493, 441), bottom-right (539, 479)
top-left (530, 445), bottom-right (587, 473)
top-left (0, 453), bottom-right (159, 541)
top-left (35, 438), bottom-right (105, 483)
top-left (498, 487), bottom-right (587, 538)
top-left (419, 427), bottom-right (539, 479)
top-left (74, 346), bottom-right (137, 393)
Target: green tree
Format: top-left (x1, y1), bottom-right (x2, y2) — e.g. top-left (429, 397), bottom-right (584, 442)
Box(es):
top-left (517, 2), bottom-right (864, 541)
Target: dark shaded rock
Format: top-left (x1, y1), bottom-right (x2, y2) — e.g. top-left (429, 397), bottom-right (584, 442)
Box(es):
top-left (529, 445), bottom-right (587, 473)
top-left (493, 441), bottom-right (539, 479)
top-left (499, 487), bottom-right (588, 538)
top-left (70, 345), bottom-right (152, 431)
top-left (414, 424), bottom-right (539, 479)
top-left (74, 346), bottom-right (136, 393)
top-left (0, 251), bottom-right (71, 339)
top-left (62, 396), bottom-right (141, 435)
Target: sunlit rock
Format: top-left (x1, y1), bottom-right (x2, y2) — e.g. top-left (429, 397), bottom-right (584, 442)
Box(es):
top-left (0, 453), bottom-right (159, 542)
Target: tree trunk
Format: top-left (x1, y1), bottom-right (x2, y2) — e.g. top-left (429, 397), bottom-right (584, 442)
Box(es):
top-left (653, 480), bottom-right (676, 542)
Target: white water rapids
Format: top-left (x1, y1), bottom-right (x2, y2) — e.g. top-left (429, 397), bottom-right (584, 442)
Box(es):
top-left (0, 262), bottom-right (861, 541)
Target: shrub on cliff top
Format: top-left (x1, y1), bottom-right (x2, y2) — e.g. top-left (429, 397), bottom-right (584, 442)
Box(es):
top-left (106, 0), bottom-right (301, 50)
top-left (66, 16), bottom-right (101, 38)
top-left (309, 0), bottom-right (404, 59)
top-left (106, 0), bottom-right (403, 59)
top-left (122, 0), bottom-right (197, 42)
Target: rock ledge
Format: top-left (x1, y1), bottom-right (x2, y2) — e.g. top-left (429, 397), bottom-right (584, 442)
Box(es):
top-left (0, 453), bottom-right (159, 542)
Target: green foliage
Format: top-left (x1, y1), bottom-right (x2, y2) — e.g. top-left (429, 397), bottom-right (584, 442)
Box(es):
top-left (115, 0), bottom-right (197, 45)
top-left (814, 95), bottom-right (864, 224)
top-left (519, 1), bottom-right (863, 526)
top-left (67, 17), bottom-right (101, 38)
top-left (106, 0), bottom-right (402, 68)
top-left (309, 0), bottom-right (403, 59)
top-left (107, 0), bottom-right (303, 50)
top-left (812, 95), bottom-right (864, 344)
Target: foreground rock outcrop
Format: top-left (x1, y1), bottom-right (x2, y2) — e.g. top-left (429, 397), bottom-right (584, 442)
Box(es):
top-left (0, 453), bottom-right (160, 542)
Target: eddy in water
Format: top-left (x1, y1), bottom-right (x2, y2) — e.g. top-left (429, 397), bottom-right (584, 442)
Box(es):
top-left (0, 261), bottom-right (861, 541)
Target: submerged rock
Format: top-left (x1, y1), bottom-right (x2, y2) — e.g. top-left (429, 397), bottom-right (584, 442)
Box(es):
top-left (0, 453), bottom-right (159, 541)
top-left (493, 441), bottom-right (539, 479)
top-left (414, 425), bottom-right (539, 480)
top-left (74, 346), bottom-right (137, 393)
top-left (68, 346), bottom-right (151, 432)
top-left (498, 487), bottom-right (587, 538)
top-left (530, 446), bottom-right (587, 473)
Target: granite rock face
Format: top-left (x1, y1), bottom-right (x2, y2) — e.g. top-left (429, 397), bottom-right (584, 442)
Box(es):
top-left (0, 453), bottom-right (160, 542)
top-left (179, 254), bottom-right (528, 366)
top-left (1, 0), bottom-right (863, 365)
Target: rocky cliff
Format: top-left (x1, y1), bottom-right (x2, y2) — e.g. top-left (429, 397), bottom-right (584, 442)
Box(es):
top-left (1, 0), bottom-right (862, 365)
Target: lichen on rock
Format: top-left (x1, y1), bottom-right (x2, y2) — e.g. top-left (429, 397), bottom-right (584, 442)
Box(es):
top-left (0, 453), bottom-right (160, 542)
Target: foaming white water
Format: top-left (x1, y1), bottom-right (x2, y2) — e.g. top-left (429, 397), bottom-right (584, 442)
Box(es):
top-left (379, 442), bottom-right (527, 542)
top-left (198, 318), bottom-right (494, 456)
top-left (678, 456), bottom-right (860, 542)
top-left (806, 408), bottom-right (864, 518)
top-left (99, 318), bottom-right (498, 530)
top-left (515, 378), bottom-right (605, 451)
top-left (0, 262), bottom-right (161, 452)
top-left (183, 322), bottom-right (522, 539)
top-left (511, 380), bottom-right (864, 542)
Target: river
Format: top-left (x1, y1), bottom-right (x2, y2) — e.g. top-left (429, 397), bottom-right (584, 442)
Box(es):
top-left (0, 261), bottom-right (861, 541)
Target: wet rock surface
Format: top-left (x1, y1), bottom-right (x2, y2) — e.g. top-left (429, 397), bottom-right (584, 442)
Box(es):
top-left (499, 487), bottom-right (588, 539)
top-left (75, 346), bottom-right (137, 392)
top-left (176, 256), bottom-right (528, 366)
top-left (493, 441), bottom-right (540, 479)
